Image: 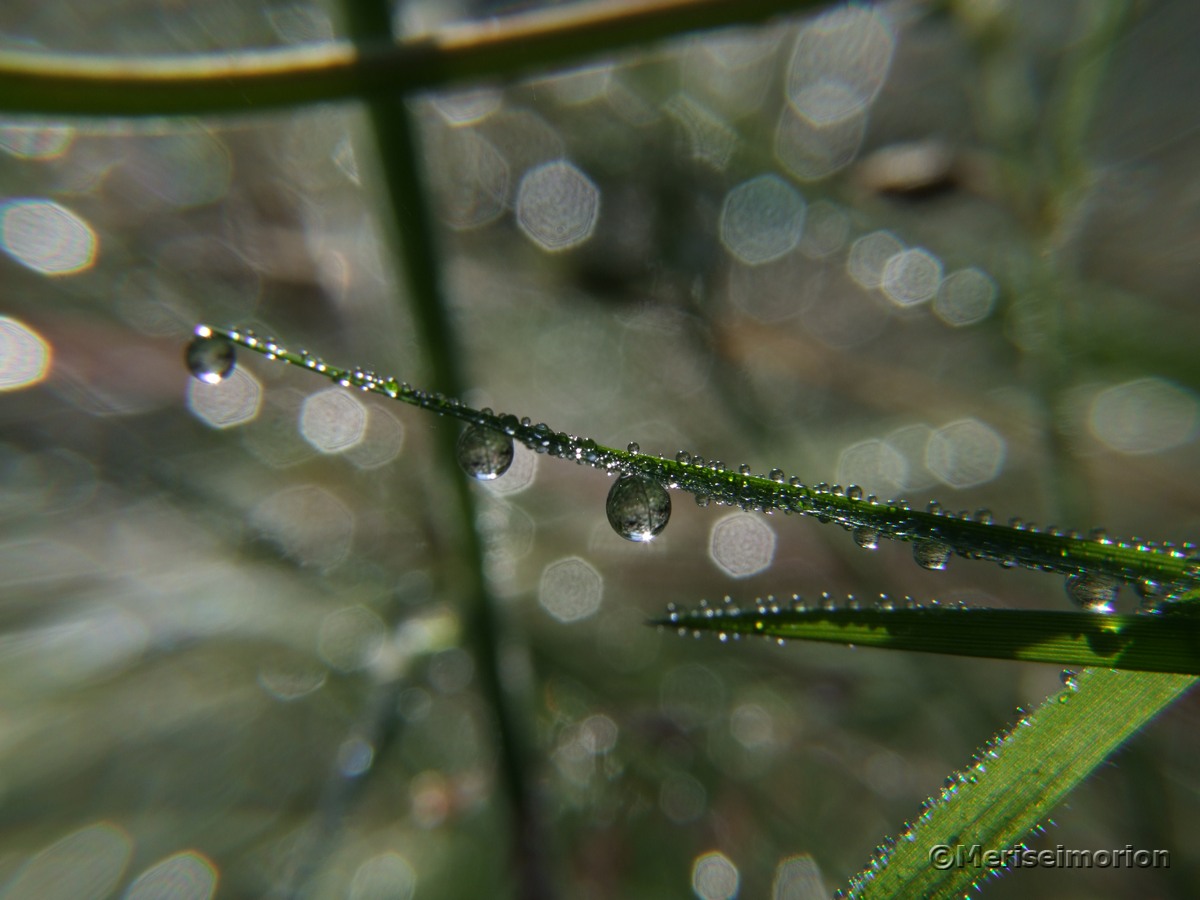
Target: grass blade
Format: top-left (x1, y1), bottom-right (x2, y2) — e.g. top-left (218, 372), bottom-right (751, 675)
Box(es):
top-left (659, 601), bottom-right (1200, 675)
top-left (842, 667), bottom-right (1195, 898)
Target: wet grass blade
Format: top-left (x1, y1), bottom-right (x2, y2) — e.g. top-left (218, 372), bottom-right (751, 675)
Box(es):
top-left (658, 602), bottom-right (1200, 675)
top-left (841, 667), bottom-right (1195, 898)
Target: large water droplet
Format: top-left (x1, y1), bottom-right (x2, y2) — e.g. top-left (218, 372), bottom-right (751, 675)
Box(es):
top-left (1065, 573), bottom-right (1118, 613)
top-left (456, 425), bottom-right (514, 480)
top-left (852, 525), bottom-right (879, 550)
top-left (913, 540), bottom-right (951, 571)
top-left (607, 473), bottom-right (671, 542)
top-left (186, 331), bottom-right (235, 384)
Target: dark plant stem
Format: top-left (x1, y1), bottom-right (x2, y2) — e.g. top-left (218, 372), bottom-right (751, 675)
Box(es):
top-left (338, 1), bottom-right (553, 896)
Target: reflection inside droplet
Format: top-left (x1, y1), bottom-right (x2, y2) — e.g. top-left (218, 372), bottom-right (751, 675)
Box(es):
top-left (456, 425), bottom-right (514, 480)
top-left (1065, 573), bottom-right (1118, 613)
top-left (606, 473), bottom-right (671, 542)
top-left (913, 540), bottom-right (951, 571)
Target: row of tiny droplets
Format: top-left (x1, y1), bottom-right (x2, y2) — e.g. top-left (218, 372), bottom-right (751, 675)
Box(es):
top-left (199, 326), bottom-right (1200, 604)
top-left (662, 593), bottom-right (961, 645)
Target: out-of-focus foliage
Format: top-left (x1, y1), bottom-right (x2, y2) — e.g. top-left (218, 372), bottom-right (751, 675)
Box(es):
top-left (0, 1), bottom-right (1198, 898)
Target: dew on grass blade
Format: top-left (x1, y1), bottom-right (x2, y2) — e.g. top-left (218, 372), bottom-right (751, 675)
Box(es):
top-left (456, 425), bottom-right (514, 480)
top-left (606, 473), bottom-right (670, 542)
top-left (1060, 669), bottom-right (1079, 691)
top-left (185, 328), bottom-right (235, 384)
top-left (852, 525), bottom-right (878, 550)
top-left (913, 540), bottom-right (951, 571)
top-left (1065, 573), bottom-right (1118, 613)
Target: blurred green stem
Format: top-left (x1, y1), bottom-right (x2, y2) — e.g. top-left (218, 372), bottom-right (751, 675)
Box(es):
top-left (0, 0), bottom-right (821, 117)
top-left (339, 0), bottom-right (553, 896)
top-left (1026, 0), bottom-right (1129, 527)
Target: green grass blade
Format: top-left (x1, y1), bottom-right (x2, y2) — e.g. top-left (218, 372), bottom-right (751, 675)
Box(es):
top-left (658, 601), bottom-right (1200, 675)
top-left (196, 325), bottom-right (1200, 601)
top-left (842, 668), bottom-right (1196, 898)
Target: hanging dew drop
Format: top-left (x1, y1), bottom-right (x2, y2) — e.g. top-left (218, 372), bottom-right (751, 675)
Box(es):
top-left (606, 473), bottom-right (671, 542)
top-left (852, 525), bottom-right (879, 550)
top-left (913, 540), bottom-right (951, 571)
top-left (1065, 573), bottom-right (1118, 613)
top-left (185, 330), bottom-right (236, 384)
top-left (456, 425), bottom-right (514, 480)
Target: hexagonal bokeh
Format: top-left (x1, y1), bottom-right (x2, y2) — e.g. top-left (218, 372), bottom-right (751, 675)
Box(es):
top-left (538, 556), bottom-right (603, 623)
top-left (691, 851), bottom-right (739, 900)
top-left (0, 198), bottom-right (96, 276)
top-left (709, 513), bottom-right (777, 578)
top-left (934, 267), bottom-right (998, 327)
top-left (847, 230), bottom-right (903, 290)
top-left (0, 316), bottom-right (51, 391)
top-left (925, 418), bottom-right (1006, 489)
top-left (299, 387), bottom-right (367, 453)
top-left (1089, 378), bottom-right (1198, 455)
top-left (881, 248), bottom-right (942, 306)
top-left (719, 174), bottom-right (806, 265)
top-left (515, 160), bottom-right (600, 251)
top-left (186, 367), bottom-right (262, 429)
top-left (786, 5), bottom-right (895, 123)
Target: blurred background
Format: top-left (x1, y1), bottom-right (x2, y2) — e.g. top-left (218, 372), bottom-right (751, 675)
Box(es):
top-left (0, 0), bottom-right (1199, 897)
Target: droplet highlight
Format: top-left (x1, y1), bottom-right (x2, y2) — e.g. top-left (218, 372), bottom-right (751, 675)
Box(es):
top-left (456, 425), bottom-right (514, 481)
top-left (185, 330), bottom-right (236, 385)
top-left (606, 473), bottom-right (671, 542)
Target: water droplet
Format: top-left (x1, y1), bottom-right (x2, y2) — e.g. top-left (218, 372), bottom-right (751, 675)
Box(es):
top-left (607, 474), bottom-right (671, 542)
top-left (852, 525), bottom-right (879, 550)
top-left (1065, 573), bottom-right (1118, 613)
top-left (676, 450), bottom-right (692, 465)
top-left (456, 425), bottom-right (514, 480)
top-left (846, 485), bottom-right (863, 501)
top-left (627, 441), bottom-right (640, 454)
top-left (695, 493), bottom-right (711, 508)
top-left (1135, 577), bottom-right (1167, 611)
top-left (973, 508), bottom-right (993, 524)
top-left (185, 332), bottom-right (235, 384)
top-left (738, 463), bottom-right (752, 476)
top-left (914, 540), bottom-right (951, 571)
top-left (1060, 669), bottom-right (1079, 691)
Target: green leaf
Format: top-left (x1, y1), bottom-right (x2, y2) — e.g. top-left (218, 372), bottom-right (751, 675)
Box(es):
top-left (843, 667), bottom-right (1195, 898)
top-left (657, 601), bottom-right (1200, 675)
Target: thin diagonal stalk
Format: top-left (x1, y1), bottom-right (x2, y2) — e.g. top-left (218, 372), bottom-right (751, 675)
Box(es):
top-left (0, 0), bottom-right (823, 117)
top-left (195, 325), bottom-right (1200, 599)
top-left (338, 0), bottom-right (552, 896)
